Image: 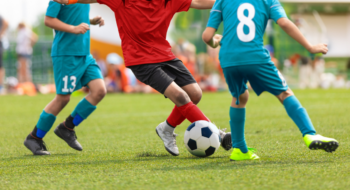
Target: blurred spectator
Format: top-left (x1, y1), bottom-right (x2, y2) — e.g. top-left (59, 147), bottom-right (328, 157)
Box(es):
top-left (105, 53), bottom-right (142, 93)
top-left (0, 15), bottom-right (8, 94)
top-left (92, 51), bottom-right (108, 77)
top-left (16, 22), bottom-right (38, 83)
top-left (265, 45), bottom-right (279, 68)
top-left (310, 55), bottom-right (325, 88)
top-left (346, 59), bottom-right (350, 88)
top-left (299, 56), bottom-right (311, 89)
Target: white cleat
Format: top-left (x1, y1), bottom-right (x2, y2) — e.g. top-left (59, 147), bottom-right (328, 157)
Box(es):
top-left (155, 122), bottom-right (179, 156)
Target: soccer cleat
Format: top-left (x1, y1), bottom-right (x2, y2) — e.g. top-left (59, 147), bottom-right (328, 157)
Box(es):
top-left (230, 148), bottom-right (259, 161)
top-left (304, 134), bottom-right (339, 153)
top-left (219, 128), bottom-right (232, 151)
top-left (24, 134), bottom-right (50, 155)
top-left (155, 122), bottom-right (179, 156)
top-left (54, 122), bottom-right (83, 151)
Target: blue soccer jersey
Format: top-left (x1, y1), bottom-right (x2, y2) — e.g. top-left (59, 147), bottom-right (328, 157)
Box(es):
top-left (207, 0), bottom-right (287, 68)
top-left (46, 1), bottom-right (90, 57)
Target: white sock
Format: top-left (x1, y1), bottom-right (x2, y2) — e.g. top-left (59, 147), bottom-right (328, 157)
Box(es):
top-left (163, 121), bottom-right (175, 133)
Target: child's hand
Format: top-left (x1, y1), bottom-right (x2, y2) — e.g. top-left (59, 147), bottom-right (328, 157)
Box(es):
top-left (73, 23), bottom-right (90, 34)
top-left (53, 0), bottom-right (69, 4)
top-left (90, 16), bottom-right (105, 27)
top-left (212, 34), bottom-right (223, 48)
top-left (308, 44), bottom-right (328, 54)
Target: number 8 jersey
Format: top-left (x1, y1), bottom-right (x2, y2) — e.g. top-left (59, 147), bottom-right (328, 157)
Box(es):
top-left (207, 0), bottom-right (287, 68)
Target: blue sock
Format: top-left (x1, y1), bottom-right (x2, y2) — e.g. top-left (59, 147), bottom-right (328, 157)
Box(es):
top-left (230, 107), bottom-right (248, 153)
top-left (71, 98), bottom-right (96, 126)
top-left (35, 110), bottom-right (56, 138)
top-left (283, 96), bottom-right (316, 136)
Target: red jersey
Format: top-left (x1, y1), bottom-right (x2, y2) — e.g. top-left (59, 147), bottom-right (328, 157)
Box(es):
top-left (97, 0), bottom-right (192, 66)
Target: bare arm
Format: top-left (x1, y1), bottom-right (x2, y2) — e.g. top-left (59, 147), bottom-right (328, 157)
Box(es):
top-left (277, 17), bottom-right (328, 54)
top-left (44, 16), bottom-right (89, 34)
top-left (0, 19), bottom-right (8, 38)
top-left (202, 27), bottom-right (222, 48)
top-left (190, 0), bottom-right (215, 9)
top-left (53, 0), bottom-right (97, 4)
top-left (30, 32), bottom-right (38, 47)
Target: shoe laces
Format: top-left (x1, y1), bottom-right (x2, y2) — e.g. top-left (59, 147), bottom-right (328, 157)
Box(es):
top-left (35, 138), bottom-right (48, 151)
top-left (165, 132), bottom-right (178, 147)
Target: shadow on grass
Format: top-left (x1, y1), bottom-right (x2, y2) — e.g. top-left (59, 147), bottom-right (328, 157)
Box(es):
top-left (0, 153), bottom-right (77, 162)
top-left (0, 152), bottom-right (337, 171)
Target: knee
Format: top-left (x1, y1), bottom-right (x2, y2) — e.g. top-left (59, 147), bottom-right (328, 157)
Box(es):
top-left (278, 88), bottom-right (294, 103)
top-left (91, 87), bottom-right (107, 101)
top-left (174, 90), bottom-right (191, 106)
top-left (55, 95), bottom-right (71, 105)
top-left (190, 90), bottom-right (202, 105)
top-left (240, 90), bottom-right (249, 105)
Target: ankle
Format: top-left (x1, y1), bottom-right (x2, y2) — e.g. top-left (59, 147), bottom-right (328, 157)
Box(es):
top-left (64, 115), bottom-right (76, 130)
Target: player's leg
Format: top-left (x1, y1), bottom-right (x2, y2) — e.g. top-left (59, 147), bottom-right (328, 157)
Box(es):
top-left (277, 88), bottom-right (338, 152)
top-left (129, 61), bottom-right (209, 156)
top-left (24, 94), bottom-right (71, 155)
top-left (181, 83), bottom-right (232, 151)
top-left (222, 66), bottom-right (259, 161)
top-left (248, 63), bottom-right (338, 153)
top-left (54, 55), bottom-right (105, 151)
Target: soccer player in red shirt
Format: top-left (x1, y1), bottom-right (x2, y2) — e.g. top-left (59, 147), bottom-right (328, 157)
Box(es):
top-left (54, 0), bottom-right (232, 156)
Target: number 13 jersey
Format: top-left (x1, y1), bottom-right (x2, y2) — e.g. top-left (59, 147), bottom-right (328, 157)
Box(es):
top-left (207, 0), bottom-right (287, 68)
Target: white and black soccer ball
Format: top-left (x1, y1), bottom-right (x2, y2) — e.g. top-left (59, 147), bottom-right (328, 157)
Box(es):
top-left (184, 120), bottom-right (221, 157)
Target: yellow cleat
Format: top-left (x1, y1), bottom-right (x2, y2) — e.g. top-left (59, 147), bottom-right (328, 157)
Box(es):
top-left (230, 148), bottom-right (260, 161)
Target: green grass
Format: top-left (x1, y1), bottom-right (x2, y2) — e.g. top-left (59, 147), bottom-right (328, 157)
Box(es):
top-left (0, 89), bottom-right (349, 190)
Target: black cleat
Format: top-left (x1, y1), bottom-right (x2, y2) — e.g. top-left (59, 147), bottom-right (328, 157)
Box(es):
top-left (219, 129), bottom-right (232, 151)
top-left (54, 122), bottom-right (83, 151)
top-left (24, 134), bottom-right (50, 155)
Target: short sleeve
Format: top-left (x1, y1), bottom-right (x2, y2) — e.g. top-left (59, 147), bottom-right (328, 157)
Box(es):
top-left (171, 0), bottom-right (192, 13)
top-left (269, 0), bottom-right (287, 23)
top-left (97, 0), bottom-right (121, 10)
top-left (207, 0), bottom-right (222, 29)
top-left (46, 1), bottom-right (62, 18)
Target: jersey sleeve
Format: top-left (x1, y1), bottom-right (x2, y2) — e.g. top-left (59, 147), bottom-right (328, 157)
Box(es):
top-left (269, 0), bottom-right (287, 23)
top-left (171, 0), bottom-right (192, 13)
top-left (206, 0), bottom-right (222, 29)
top-left (46, 1), bottom-right (62, 18)
top-left (97, 0), bottom-right (121, 10)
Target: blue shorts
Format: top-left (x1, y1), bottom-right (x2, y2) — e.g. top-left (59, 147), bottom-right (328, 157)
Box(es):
top-left (52, 54), bottom-right (103, 95)
top-left (223, 63), bottom-right (288, 105)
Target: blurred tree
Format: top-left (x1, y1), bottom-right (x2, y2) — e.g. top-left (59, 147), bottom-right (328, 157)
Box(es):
top-left (32, 14), bottom-right (54, 41)
top-left (172, 9), bottom-right (223, 53)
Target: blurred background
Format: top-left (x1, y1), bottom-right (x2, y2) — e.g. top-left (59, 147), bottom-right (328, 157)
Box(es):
top-left (1, 0), bottom-right (350, 96)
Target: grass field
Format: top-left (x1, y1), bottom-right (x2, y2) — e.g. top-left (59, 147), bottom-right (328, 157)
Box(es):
top-left (0, 89), bottom-right (349, 190)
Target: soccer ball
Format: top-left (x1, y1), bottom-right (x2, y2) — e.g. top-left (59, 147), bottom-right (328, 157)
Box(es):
top-left (184, 120), bottom-right (221, 157)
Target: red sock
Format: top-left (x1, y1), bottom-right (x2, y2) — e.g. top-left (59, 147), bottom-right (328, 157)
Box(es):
top-left (167, 106), bottom-right (186, 128)
top-left (177, 102), bottom-right (210, 123)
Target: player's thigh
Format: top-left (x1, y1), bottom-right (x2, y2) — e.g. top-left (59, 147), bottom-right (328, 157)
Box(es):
top-left (164, 59), bottom-right (197, 88)
top-left (128, 62), bottom-right (174, 94)
top-left (246, 63), bottom-right (288, 96)
top-left (181, 83), bottom-right (202, 104)
top-left (52, 56), bottom-right (86, 95)
top-left (81, 55), bottom-right (104, 90)
top-left (222, 66), bottom-right (248, 105)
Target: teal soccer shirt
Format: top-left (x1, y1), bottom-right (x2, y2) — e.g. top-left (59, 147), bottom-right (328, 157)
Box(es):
top-left (46, 1), bottom-right (90, 57)
top-left (207, 0), bottom-right (287, 68)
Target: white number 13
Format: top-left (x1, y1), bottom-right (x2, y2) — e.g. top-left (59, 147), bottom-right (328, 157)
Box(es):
top-left (62, 75), bottom-right (77, 93)
top-left (237, 3), bottom-right (256, 42)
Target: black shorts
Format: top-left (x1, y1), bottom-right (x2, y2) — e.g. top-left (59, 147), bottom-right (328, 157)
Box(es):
top-left (128, 58), bottom-right (197, 94)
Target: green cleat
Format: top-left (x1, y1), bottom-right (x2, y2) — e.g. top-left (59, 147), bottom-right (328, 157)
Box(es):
top-left (304, 134), bottom-right (339, 153)
top-left (230, 148), bottom-right (260, 161)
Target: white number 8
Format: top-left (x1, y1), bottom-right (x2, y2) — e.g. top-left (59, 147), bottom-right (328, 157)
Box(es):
top-left (237, 3), bottom-right (256, 42)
